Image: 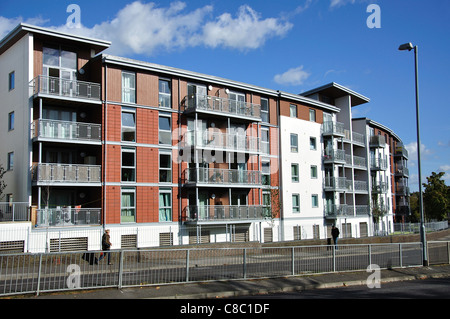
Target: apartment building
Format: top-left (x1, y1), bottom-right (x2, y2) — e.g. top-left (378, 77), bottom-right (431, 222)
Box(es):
top-left (0, 24), bottom-right (409, 252)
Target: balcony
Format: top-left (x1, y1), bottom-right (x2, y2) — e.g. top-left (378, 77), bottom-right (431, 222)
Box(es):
top-left (354, 181), bottom-right (369, 193)
top-left (323, 149), bottom-right (346, 164)
top-left (369, 135), bottom-right (386, 148)
top-left (32, 119), bottom-right (101, 144)
top-left (31, 75), bottom-right (101, 103)
top-left (183, 130), bottom-right (260, 153)
top-left (395, 146), bottom-right (409, 159)
top-left (32, 163), bottom-right (101, 185)
top-left (323, 177), bottom-right (351, 192)
top-left (182, 94), bottom-right (261, 121)
top-left (36, 207), bottom-right (101, 227)
top-left (183, 205), bottom-right (268, 223)
top-left (183, 167), bottom-right (261, 187)
top-left (395, 165), bottom-right (409, 177)
top-left (372, 182), bottom-right (388, 193)
top-left (322, 121), bottom-right (345, 137)
top-left (370, 157), bottom-right (388, 170)
top-left (352, 132), bottom-right (365, 146)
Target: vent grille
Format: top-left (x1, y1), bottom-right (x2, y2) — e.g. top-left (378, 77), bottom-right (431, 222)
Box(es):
top-left (121, 234), bottom-right (137, 249)
top-left (50, 237), bottom-right (88, 252)
top-left (0, 240), bottom-right (25, 253)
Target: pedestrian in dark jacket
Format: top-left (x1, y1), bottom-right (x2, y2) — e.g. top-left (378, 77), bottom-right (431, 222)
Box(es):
top-left (331, 225), bottom-right (340, 249)
top-left (99, 229), bottom-right (112, 265)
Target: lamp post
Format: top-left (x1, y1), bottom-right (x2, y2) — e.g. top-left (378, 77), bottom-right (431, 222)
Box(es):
top-left (398, 42), bottom-right (428, 266)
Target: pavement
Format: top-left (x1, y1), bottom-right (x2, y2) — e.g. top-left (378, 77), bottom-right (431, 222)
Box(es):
top-left (19, 263), bottom-right (450, 299)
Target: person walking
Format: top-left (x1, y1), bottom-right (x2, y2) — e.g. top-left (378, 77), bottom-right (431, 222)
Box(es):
top-left (331, 225), bottom-right (340, 250)
top-left (99, 229), bottom-right (112, 265)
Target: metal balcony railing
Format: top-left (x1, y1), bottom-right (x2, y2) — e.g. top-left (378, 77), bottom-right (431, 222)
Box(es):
top-left (32, 163), bottom-right (101, 184)
top-left (323, 149), bottom-right (346, 163)
top-left (183, 130), bottom-right (260, 153)
top-left (369, 135), bottom-right (386, 148)
top-left (370, 157), bottom-right (388, 170)
top-left (184, 167), bottom-right (261, 186)
top-left (183, 94), bottom-right (261, 120)
top-left (36, 207), bottom-right (101, 227)
top-left (322, 121), bottom-right (345, 136)
top-left (32, 119), bottom-right (101, 142)
top-left (183, 205), bottom-right (268, 222)
top-left (31, 75), bottom-right (101, 101)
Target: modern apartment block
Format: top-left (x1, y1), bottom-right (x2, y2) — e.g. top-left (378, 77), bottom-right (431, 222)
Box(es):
top-left (0, 24), bottom-right (409, 252)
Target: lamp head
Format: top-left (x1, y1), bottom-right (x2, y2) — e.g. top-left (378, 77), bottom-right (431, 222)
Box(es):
top-left (399, 43), bottom-right (414, 51)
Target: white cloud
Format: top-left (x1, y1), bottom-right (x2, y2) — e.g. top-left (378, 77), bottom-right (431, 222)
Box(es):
top-left (274, 66), bottom-right (311, 86)
top-left (404, 142), bottom-right (432, 160)
top-left (201, 5), bottom-right (292, 50)
top-left (0, 2), bottom-right (293, 56)
top-left (0, 16), bottom-right (49, 39)
top-left (330, 0), bottom-right (357, 8)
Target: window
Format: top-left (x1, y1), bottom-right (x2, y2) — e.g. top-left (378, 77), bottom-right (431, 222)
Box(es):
top-left (312, 195), bottom-right (319, 208)
top-left (7, 152), bottom-right (14, 171)
top-left (310, 165), bottom-right (318, 179)
top-left (290, 104), bottom-right (297, 118)
top-left (310, 137), bottom-right (317, 150)
top-left (121, 108), bottom-right (136, 142)
top-left (309, 109), bottom-right (316, 122)
top-left (291, 164), bottom-right (299, 182)
top-left (121, 188), bottom-right (135, 223)
top-left (159, 188), bottom-right (172, 222)
top-left (261, 126), bottom-right (269, 154)
top-left (290, 134), bottom-right (298, 152)
top-left (8, 112), bottom-right (14, 131)
top-left (159, 151), bottom-right (172, 183)
top-left (122, 71), bottom-right (136, 103)
top-left (159, 79), bottom-right (171, 108)
top-left (261, 159), bottom-right (270, 186)
top-left (42, 46), bottom-right (77, 87)
top-left (121, 148), bottom-right (135, 182)
top-left (159, 112), bottom-right (172, 145)
top-left (260, 98), bottom-right (269, 123)
top-left (8, 71), bottom-right (15, 91)
top-left (292, 194), bottom-right (300, 213)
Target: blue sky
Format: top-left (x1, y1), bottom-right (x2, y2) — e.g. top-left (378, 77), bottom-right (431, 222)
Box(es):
top-left (1, 0), bottom-right (449, 191)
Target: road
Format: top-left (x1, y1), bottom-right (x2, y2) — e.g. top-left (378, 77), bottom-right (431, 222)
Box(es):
top-left (237, 277), bottom-right (450, 299)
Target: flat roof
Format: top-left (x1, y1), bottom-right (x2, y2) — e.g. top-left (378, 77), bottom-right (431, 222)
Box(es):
top-left (0, 23), bottom-right (111, 55)
top-left (103, 54), bottom-right (340, 113)
top-left (301, 82), bottom-right (370, 107)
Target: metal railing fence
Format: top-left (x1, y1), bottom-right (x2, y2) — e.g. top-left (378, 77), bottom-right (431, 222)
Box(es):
top-left (1, 241), bottom-right (443, 297)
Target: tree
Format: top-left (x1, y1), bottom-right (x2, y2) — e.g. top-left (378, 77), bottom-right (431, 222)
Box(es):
top-left (422, 172), bottom-right (450, 221)
top-left (0, 164), bottom-right (6, 200)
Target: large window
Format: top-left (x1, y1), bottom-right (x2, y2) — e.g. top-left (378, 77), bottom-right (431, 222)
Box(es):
top-left (159, 188), bottom-right (172, 222)
top-left (121, 188), bottom-right (135, 223)
top-left (159, 151), bottom-right (172, 183)
top-left (122, 71), bottom-right (136, 103)
top-left (43, 46), bottom-right (77, 79)
top-left (262, 190), bottom-right (271, 218)
top-left (121, 147), bottom-right (136, 182)
top-left (159, 79), bottom-right (171, 108)
top-left (121, 108), bottom-right (136, 142)
top-left (159, 112), bottom-right (171, 145)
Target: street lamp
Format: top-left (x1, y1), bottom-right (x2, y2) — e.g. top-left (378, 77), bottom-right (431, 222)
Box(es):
top-left (398, 42), bottom-right (428, 266)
